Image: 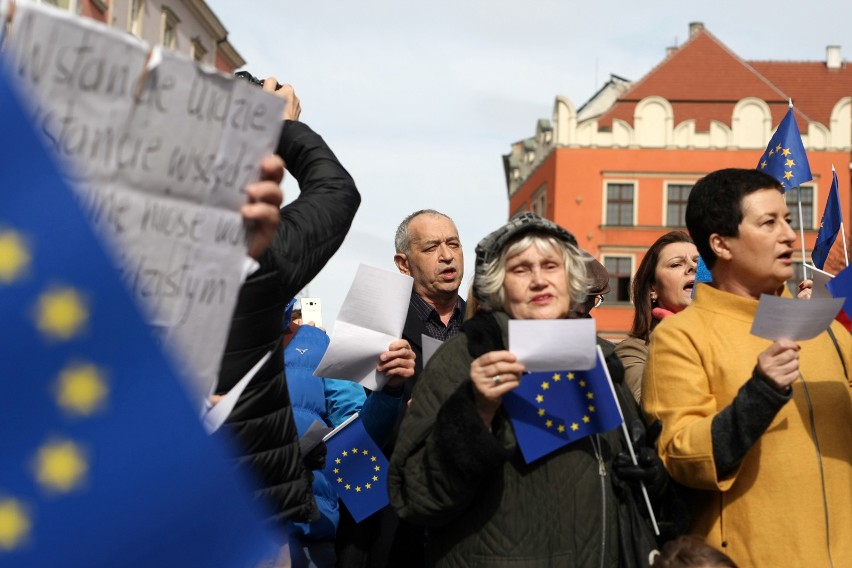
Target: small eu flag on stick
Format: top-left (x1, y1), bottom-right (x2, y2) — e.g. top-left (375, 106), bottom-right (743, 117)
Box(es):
top-left (322, 413), bottom-right (390, 523)
top-left (501, 347), bottom-right (623, 464)
top-left (812, 166), bottom-right (848, 270)
top-left (757, 103), bottom-right (813, 192)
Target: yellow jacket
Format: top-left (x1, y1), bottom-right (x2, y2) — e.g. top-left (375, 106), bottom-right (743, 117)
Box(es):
top-left (642, 283), bottom-right (852, 567)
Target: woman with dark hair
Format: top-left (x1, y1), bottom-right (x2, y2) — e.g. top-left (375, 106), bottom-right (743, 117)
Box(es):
top-left (615, 231), bottom-right (698, 403)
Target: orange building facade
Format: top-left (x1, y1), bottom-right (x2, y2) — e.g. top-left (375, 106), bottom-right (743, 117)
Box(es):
top-left (504, 23), bottom-right (852, 339)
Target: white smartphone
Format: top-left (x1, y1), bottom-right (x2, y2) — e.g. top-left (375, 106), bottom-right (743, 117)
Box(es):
top-left (300, 297), bottom-right (323, 327)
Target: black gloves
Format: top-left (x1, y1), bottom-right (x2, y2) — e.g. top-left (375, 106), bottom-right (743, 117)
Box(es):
top-left (612, 419), bottom-right (668, 499)
top-left (303, 440), bottom-right (328, 471)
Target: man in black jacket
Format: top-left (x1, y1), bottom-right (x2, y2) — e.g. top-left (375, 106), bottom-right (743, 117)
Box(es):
top-left (336, 209), bottom-right (466, 567)
top-left (213, 79), bottom-right (361, 529)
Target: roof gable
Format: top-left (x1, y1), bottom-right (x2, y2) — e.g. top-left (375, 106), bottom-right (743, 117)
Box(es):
top-left (599, 29), bottom-right (793, 132)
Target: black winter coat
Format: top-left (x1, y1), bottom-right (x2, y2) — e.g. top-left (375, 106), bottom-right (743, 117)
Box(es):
top-left (213, 121), bottom-right (360, 525)
top-left (389, 311), bottom-right (644, 567)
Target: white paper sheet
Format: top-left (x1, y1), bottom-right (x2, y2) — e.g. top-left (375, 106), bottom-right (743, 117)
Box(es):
top-left (4, 3), bottom-right (284, 403)
top-left (750, 294), bottom-right (844, 341)
top-left (508, 319), bottom-right (597, 372)
top-left (314, 265), bottom-right (413, 390)
top-left (421, 334), bottom-right (443, 368)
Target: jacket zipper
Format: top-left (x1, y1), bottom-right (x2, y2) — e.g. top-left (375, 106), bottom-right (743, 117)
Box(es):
top-left (590, 435), bottom-right (607, 568)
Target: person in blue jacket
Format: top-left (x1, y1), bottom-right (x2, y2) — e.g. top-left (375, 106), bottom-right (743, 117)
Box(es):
top-left (282, 300), bottom-right (410, 567)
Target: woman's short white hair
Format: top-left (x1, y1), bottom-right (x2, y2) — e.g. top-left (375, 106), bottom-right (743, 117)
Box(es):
top-left (476, 232), bottom-right (589, 314)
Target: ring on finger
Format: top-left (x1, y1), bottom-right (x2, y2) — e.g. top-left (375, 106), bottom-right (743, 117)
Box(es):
top-left (492, 374), bottom-right (502, 386)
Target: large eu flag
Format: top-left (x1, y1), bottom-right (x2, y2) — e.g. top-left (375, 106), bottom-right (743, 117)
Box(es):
top-left (757, 106), bottom-right (813, 192)
top-left (501, 347), bottom-right (623, 464)
top-left (322, 414), bottom-right (389, 522)
top-left (0, 65), bottom-right (278, 565)
top-left (812, 169), bottom-right (843, 270)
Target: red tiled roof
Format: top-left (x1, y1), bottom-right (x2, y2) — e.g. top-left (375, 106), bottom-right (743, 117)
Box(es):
top-left (597, 29), bottom-right (850, 133)
top-left (749, 61), bottom-right (852, 128)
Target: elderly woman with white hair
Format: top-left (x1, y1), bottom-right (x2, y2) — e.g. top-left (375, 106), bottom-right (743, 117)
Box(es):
top-left (388, 213), bottom-right (673, 567)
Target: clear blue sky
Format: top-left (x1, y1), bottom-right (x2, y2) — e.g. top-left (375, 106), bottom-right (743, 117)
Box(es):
top-left (207, 0), bottom-right (851, 324)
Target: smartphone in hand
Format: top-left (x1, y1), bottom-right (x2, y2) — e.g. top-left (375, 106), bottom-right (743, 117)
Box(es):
top-left (300, 297), bottom-right (323, 327)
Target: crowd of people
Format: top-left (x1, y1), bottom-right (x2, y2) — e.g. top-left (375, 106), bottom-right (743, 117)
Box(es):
top-left (177, 76), bottom-right (851, 568)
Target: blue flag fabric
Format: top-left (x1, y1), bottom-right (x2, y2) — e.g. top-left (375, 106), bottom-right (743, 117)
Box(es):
top-left (0, 67), bottom-right (278, 566)
top-left (322, 414), bottom-right (389, 522)
top-left (812, 170), bottom-right (843, 270)
top-left (502, 349), bottom-right (624, 464)
top-left (757, 107), bottom-right (813, 192)
top-left (826, 265), bottom-right (852, 318)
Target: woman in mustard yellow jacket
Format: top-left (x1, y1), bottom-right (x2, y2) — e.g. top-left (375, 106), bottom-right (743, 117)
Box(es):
top-left (642, 169), bottom-right (852, 567)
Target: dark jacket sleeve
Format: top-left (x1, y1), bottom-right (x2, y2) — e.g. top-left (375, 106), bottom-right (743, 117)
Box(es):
top-left (268, 120), bottom-right (361, 300)
top-left (711, 369), bottom-right (791, 477)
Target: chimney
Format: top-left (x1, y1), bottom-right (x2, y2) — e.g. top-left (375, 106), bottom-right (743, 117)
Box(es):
top-left (689, 22), bottom-right (704, 37)
top-left (826, 45), bottom-right (842, 69)
top-left (666, 46), bottom-right (677, 57)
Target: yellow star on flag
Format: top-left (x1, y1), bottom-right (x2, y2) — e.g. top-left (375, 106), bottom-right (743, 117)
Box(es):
top-left (55, 363), bottom-right (108, 417)
top-left (545, 419), bottom-right (553, 428)
top-left (588, 405), bottom-right (596, 413)
top-left (768, 149), bottom-right (774, 156)
top-left (0, 230), bottom-right (30, 284)
top-left (537, 408), bottom-right (545, 417)
top-left (351, 447), bottom-right (358, 454)
top-left (362, 449), bottom-right (368, 455)
top-left (776, 144), bottom-right (782, 152)
top-left (355, 486), bottom-right (362, 493)
top-left (335, 458), bottom-right (341, 464)
top-left (345, 484), bottom-right (351, 490)
top-left (552, 373), bottom-right (561, 381)
top-left (783, 171), bottom-right (793, 180)
top-left (535, 394), bottom-right (544, 403)
top-left (370, 456), bottom-right (377, 462)
top-left (579, 380), bottom-right (586, 388)
top-left (0, 498), bottom-right (30, 551)
top-left (586, 392), bottom-right (594, 400)
top-left (365, 483), bottom-right (372, 490)
top-left (571, 423), bottom-right (579, 431)
top-left (781, 147), bottom-right (791, 156)
top-left (785, 159), bottom-right (795, 167)
top-left (35, 287), bottom-right (89, 340)
top-left (333, 468), bottom-right (339, 474)
top-left (372, 475), bottom-right (378, 482)
top-left (557, 425), bottom-right (565, 433)
top-left (760, 161), bottom-right (767, 169)
top-left (33, 439), bottom-right (88, 493)
top-left (337, 477), bottom-right (343, 483)
top-left (567, 373), bottom-right (575, 380)
top-left (374, 465), bottom-right (381, 472)
top-left (583, 416), bottom-right (591, 423)
top-left (541, 382), bottom-right (549, 390)
top-left (342, 451), bottom-right (348, 457)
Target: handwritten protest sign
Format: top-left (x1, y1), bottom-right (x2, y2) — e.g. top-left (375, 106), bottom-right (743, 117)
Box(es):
top-left (2, 3), bottom-right (284, 402)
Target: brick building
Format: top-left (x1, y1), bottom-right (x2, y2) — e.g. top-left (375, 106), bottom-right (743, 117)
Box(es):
top-left (504, 22), bottom-right (851, 339)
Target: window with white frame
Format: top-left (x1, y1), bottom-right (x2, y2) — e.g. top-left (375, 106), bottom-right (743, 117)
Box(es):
top-left (191, 38), bottom-right (207, 63)
top-left (603, 256), bottom-right (632, 303)
top-left (128, 0), bottom-right (144, 37)
top-left (606, 183), bottom-right (634, 226)
top-left (666, 183), bottom-right (692, 227)
top-left (161, 8), bottom-right (179, 50)
top-left (530, 184), bottom-right (547, 217)
top-left (785, 185), bottom-right (814, 230)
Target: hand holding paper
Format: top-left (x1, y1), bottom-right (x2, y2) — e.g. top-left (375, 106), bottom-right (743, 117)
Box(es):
top-left (314, 265), bottom-right (413, 390)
